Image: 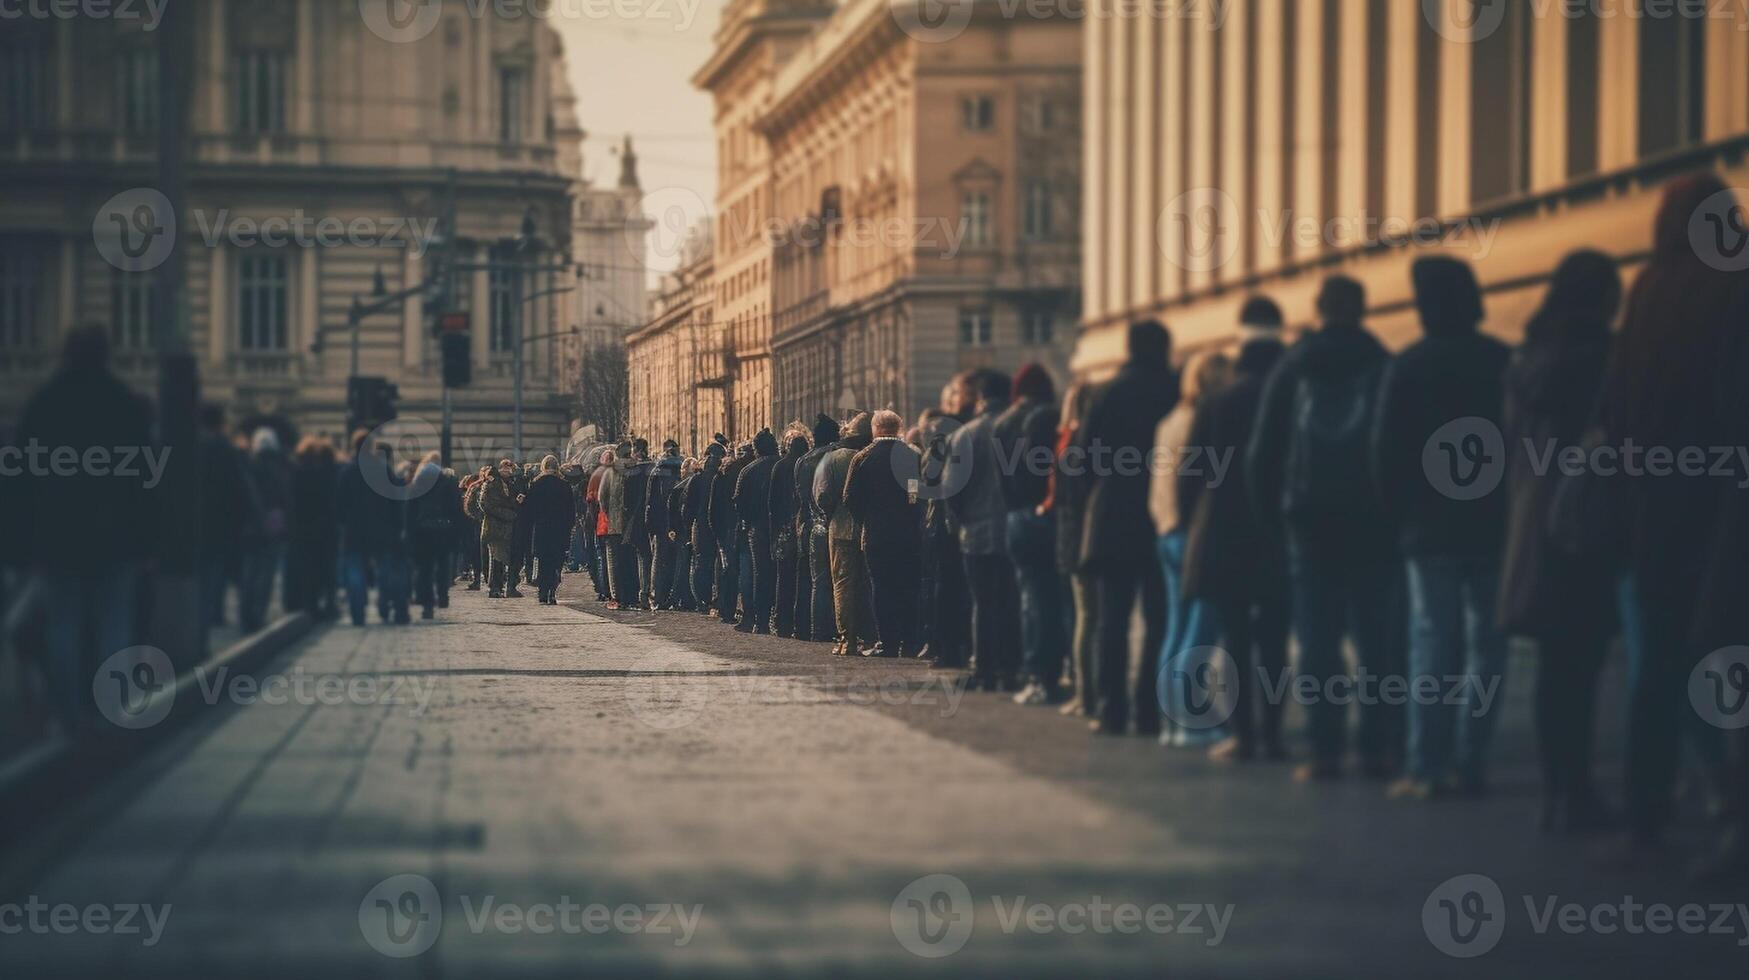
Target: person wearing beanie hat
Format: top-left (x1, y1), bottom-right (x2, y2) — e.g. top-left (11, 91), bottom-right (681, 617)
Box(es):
top-left (814, 412), bottom-right (876, 655)
top-left (1375, 255), bottom-right (1510, 802)
top-left (791, 413), bottom-right (844, 642)
top-left (1178, 295), bottom-right (1290, 761)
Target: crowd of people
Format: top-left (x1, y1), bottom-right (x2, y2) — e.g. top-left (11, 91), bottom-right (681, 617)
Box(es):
top-left (1, 174), bottom-right (1743, 883)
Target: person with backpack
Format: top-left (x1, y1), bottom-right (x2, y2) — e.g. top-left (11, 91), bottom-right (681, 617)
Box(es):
top-left (1373, 257), bottom-right (1512, 801)
top-left (1248, 276), bottom-right (1402, 782)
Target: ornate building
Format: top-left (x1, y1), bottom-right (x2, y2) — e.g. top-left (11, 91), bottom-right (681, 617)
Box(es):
top-left (760, 0), bottom-right (1082, 427)
top-left (1078, 0), bottom-right (1749, 369)
top-left (625, 228), bottom-right (721, 455)
top-left (0, 0), bottom-right (590, 455)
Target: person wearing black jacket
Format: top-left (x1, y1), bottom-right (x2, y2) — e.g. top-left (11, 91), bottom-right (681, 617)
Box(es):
top-left (1374, 257), bottom-right (1512, 801)
top-left (792, 415), bottom-right (841, 641)
top-left (620, 439), bottom-right (654, 609)
top-left (684, 441), bottom-right (724, 615)
top-left (286, 436), bottom-right (340, 619)
top-left (198, 404), bottom-right (256, 626)
top-left (1248, 276), bottom-right (1399, 781)
top-left (712, 441), bottom-right (752, 623)
top-left (1183, 299), bottom-right (1289, 762)
top-left (1495, 250), bottom-right (1620, 832)
top-left (1077, 321), bottom-right (1179, 735)
top-left (336, 429), bottom-right (410, 625)
top-left (645, 441), bottom-right (683, 609)
top-left (526, 455), bottom-right (577, 604)
top-left (994, 363), bottom-right (1065, 703)
top-left (734, 428), bottom-right (781, 634)
top-left (665, 457), bottom-right (698, 610)
top-left (767, 427), bottom-right (810, 637)
top-left (408, 451), bottom-right (462, 618)
top-left (845, 410), bottom-right (923, 657)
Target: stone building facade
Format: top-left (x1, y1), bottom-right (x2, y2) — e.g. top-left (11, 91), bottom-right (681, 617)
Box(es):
top-left (625, 231), bottom-right (722, 456)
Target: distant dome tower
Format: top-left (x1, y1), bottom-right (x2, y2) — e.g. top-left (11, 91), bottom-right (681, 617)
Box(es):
top-left (618, 135), bottom-right (640, 191)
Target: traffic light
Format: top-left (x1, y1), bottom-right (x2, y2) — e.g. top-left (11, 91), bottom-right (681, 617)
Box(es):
top-left (438, 312), bottom-right (471, 388)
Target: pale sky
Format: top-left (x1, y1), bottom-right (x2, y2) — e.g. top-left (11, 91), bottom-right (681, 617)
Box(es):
top-left (554, 2), bottom-right (726, 277)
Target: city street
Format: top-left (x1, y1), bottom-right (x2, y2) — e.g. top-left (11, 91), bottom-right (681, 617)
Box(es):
top-left (0, 581), bottom-right (1741, 979)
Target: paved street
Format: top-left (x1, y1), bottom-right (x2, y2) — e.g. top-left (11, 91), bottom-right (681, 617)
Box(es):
top-left (2, 578), bottom-right (1742, 978)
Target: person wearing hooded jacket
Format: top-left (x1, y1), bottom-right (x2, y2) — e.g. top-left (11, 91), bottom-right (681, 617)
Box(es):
top-left (734, 428), bottom-right (781, 633)
top-left (465, 458), bottom-right (524, 599)
top-left (1373, 257), bottom-right (1512, 801)
top-left (793, 415), bottom-right (841, 642)
top-left (1249, 276), bottom-right (1401, 781)
top-left (767, 426), bottom-right (811, 637)
top-left (816, 413), bottom-right (875, 655)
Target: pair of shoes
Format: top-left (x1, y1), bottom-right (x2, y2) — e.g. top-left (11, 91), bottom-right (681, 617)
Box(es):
top-left (1208, 737), bottom-right (1256, 763)
top-left (1294, 760), bottom-right (1343, 783)
top-left (487, 590), bottom-right (502, 599)
top-left (1012, 682), bottom-right (1050, 706)
top-left (606, 601), bottom-right (620, 610)
top-left (1385, 777), bottom-right (1444, 802)
top-left (1058, 698), bottom-right (1085, 717)
top-left (506, 587), bottom-right (524, 598)
top-left (831, 641), bottom-right (848, 656)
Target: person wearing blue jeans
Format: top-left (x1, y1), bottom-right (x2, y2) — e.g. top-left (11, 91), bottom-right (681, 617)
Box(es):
top-left (1155, 528), bottom-right (1224, 746)
top-left (1288, 536), bottom-right (1403, 775)
top-left (1405, 555), bottom-right (1508, 794)
top-left (45, 565), bottom-right (142, 733)
top-left (1008, 508), bottom-right (1067, 701)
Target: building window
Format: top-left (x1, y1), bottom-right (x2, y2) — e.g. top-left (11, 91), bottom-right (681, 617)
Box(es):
top-left (962, 191), bottom-right (992, 246)
top-left (111, 271), bottom-right (155, 351)
top-left (1023, 181), bottom-right (1052, 239)
top-left (1027, 96), bottom-right (1055, 133)
top-left (117, 46), bottom-right (160, 134)
top-left (237, 253), bottom-right (289, 351)
top-left (0, 239), bottom-right (44, 351)
top-left (961, 95), bottom-right (994, 132)
top-left (0, 35), bottom-right (52, 134)
top-left (488, 247), bottom-right (522, 354)
top-left (235, 49), bottom-right (287, 134)
top-left (499, 68), bottom-right (527, 144)
top-left (1021, 309), bottom-right (1054, 346)
top-left (958, 309), bottom-right (992, 347)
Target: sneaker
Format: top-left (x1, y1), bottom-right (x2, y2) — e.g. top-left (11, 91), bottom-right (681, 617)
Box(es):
top-left (1012, 682), bottom-right (1050, 706)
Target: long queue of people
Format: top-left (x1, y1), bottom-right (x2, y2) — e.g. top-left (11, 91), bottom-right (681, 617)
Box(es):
top-left (558, 174), bottom-right (1745, 882)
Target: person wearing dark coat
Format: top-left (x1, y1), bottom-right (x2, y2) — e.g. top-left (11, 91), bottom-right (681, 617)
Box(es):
top-left (684, 442), bottom-right (724, 615)
top-left (712, 441), bottom-right (753, 624)
top-left (767, 428), bottom-right (810, 637)
top-left (620, 439), bottom-right (654, 608)
top-left (336, 429), bottom-right (410, 624)
top-left (407, 453), bottom-right (462, 617)
top-left (944, 370), bottom-right (1022, 688)
top-left (1494, 250), bottom-right (1621, 833)
top-left (1373, 257), bottom-right (1512, 801)
top-left (197, 404), bottom-right (257, 626)
top-left (845, 411), bottom-right (923, 657)
top-left (1076, 321), bottom-right (1179, 735)
top-left (665, 457), bottom-right (698, 610)
top-left (645, 442), bottom-right (684, 609)
top-left (525, 456), bottom-right (577, 604)
top-left (16, 326), bottom-right (155, 730)
top-left (1045, 384), bottom-right (1094, 713)
top-left (1182, 299), bottom-right (1289, 761)
top-left (793, 415), bottom-right (841, 642)
top-left (285, 436), bottom-right (340, 619)
top-left (993, 363), bottom-right (1065, 703)
top-left (1249, 277), bottom-right (1400, 782)
top-left (734, 428), bottom-right (781, 634)
top-left (239, 427), bottom-right (294, 632)
top-left (1596, 174), bottom-right (1749, 857)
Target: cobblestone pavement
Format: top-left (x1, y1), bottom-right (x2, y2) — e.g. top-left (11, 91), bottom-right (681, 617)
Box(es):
top-left (1, 575), bottom-right (1742, 978)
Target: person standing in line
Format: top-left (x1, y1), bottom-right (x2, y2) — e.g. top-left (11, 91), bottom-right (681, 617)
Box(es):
top-left (584, 450), bottom-right (613, 601)
top-left (1374, 257), bottom-right (1512, 801)
top-left (735, 429), bottom-right (781, 634)
top-left (684, 441), bottom-right (724, 616)
top-left (1152, 350), bottom-right (1235, 749)
top-left (844, 410), bottom-right (923, 658)
top-left (1077, 322), bottom-right (1180, 735)
top-left (408, 450), bottom-right (461, 619)
top-left (622, 439), bottom-right (655, 610)
top-left (994, 364), bottom-right (1067, 705)
top-left (816, 413), bottom-right (875, 656)
top-left (526, 454), bottom-right (576, 605)
top-left (286, 435), bottom-right (340, 619)
top-left (1249, 277), bottom-right (1400, 781)
top-left (1496, 250), bottom-right (1621, 833)
top-left (713, 440), bottom-right (754, 624)
top-left (645, 440), bottom-right (684, 610)
top-left (793, 415), bottom-right (842, 641)
top-left (944, 369), bottom-right (1022, 691)
top-left (468, 458), bottom-right (524, 600)
top-left (768, 424), bottom-right (810, 637)
top-left (919, 383), bottom-right (976, 668)
top-left (1043, 383), bottom-right (1095, 714)
top-left (240, 428), bottom-right (293, 632)
top-left (666, 456), bottom-right (699, 610)
top-left (597, 442), bottom-right (632, 609)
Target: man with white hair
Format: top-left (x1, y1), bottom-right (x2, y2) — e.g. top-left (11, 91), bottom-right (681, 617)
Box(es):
top-left (844, 409), bottom-right (922, 657)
